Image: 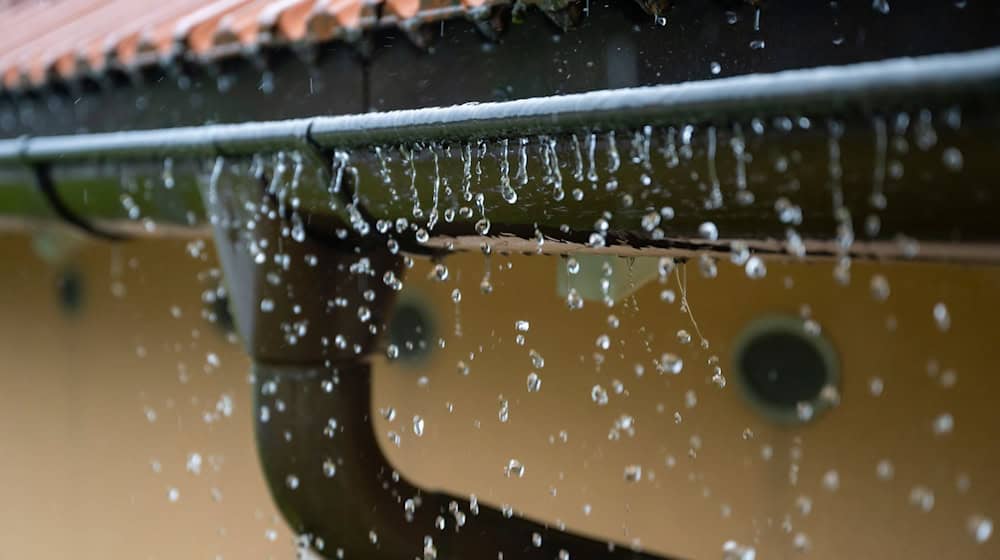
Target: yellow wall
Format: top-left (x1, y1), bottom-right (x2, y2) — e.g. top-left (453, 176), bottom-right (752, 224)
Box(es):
top-left (373, 252), bottom-right (1000, 559)
top-left (0, 232), bottom-right (997, 559)
top-left (0, 234), bottom-right (292, 558)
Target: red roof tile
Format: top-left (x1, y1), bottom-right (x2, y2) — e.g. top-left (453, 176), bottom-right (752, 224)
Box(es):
top-left (0, 0), bottom-right (643, 91)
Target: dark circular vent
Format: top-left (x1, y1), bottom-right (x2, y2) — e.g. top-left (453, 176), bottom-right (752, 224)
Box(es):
top-left (388, 300), bottom-right (434, 364)
top-left (733, 316), bottom-right (839, 423)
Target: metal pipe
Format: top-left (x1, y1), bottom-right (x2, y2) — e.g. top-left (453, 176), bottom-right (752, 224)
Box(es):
top-left (3, 48), bottom-right (1000, 264)
top-left (1, 47), bottom-right (999, 163)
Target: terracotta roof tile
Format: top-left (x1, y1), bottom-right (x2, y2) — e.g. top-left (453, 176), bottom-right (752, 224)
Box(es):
top-left (178, 0), bottom-right (257, 55)
top-left (213, 0), bottom-right (280, 49)
top-left (306, 0), bottom-right (368, 42)
top-left (0, 0), bottom-right (626, 91)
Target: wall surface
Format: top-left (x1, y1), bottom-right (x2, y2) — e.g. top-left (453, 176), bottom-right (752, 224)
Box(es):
top-left (0, 232), bottom-right (997, 559)
top-left (0, 234), bottom-right (292, 559)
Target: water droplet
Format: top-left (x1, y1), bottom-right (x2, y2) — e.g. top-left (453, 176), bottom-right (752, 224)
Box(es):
top-left (712, 369), bottom-right (727, 388)
top-left (501, 186), bottom-right (518, 204)
top-left (641, 211), bottom-right (661, 232)
top-left (793, 532), bottom-right (811, 552)
top-left (968, 515), bottom-right (993, 544)
top-left (698, 221), bottom-right (719, 241)
top-left (942, 147), bottom-right (964, 171)
top-left (529, 349), bottom-right (545, 368)
top-left (285, 474), bottom-right (300, 490)
top-left (909, 485), bottom-right (935, 512)
top-left (566, 288), bottom-right (584, 310)
top-left (595, 334), bottom-right (611, 350)
top-left (323, 458), bottom-right (337, 478)
top-left (870, 275), bottom-right (890, 301)
top-left (413, 415), bottom-right (425, 436)
top-left (822, 470), bottom-right (840, 491)
top-left (876, 459), bottom-right (894, 481)
top-left (710, 61), bottom-right (722, 75)
top-left (932, 412), bottom-right (954, 435)
top-left (623, 464), bottom-right (643, 483)
top-left (796, 401), bottom-right (815, 421)
top-left (658, 353), bottom-right (684, 375)
top-left (722, 540), bottom-right (756, 560)
top-left (676, 329), bottom-right (692, 344)
top-left (591, 385), bottom-right (609, 406)
top-left (431, 263), bottom-right (449, 281)
top-left (566, 257), bottom-right (581, 275)
top-left (699, 254), bottom-right (718, 278)
top-left (744, 256), bottom-right (766, 279)
top-left (526, 372), bottom-right (542, 393)
top-left (869, 376), bottom-right (885, 397)
top-left (933, 302), bottom-right (951, 331)
top-left (515, 320), bottom-right (530, 332)
top-left (504, 459), bottom-right (525, 478)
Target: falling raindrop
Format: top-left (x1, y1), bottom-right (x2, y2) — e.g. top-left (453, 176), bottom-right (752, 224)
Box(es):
top-left (595, 334), bottom-right (611, 350)
top-left (699, 254), bottom-right (718, 278)
top-left (591, 385), bottom-right (609, 406)
top-left (658, 353), bottom-right (684, 375)
top-left (968, 515), bottom-right (994, 544)
top-left (566, 288), bottom-right (584, 310)
top-left (933, 302), bottom-right (951, 331)
top-left (932, 412), bottom-right (954, 435)
top-left (698, 221), bottom-right (719, 241)
top-left (797, 402), bottom-right (815, 421)
top-left (529, 349), bottom-right (545, 368)
top-left (722, 541), bottom-right (756, 560)
top-left (942, 147), bottom-right (964, 171)
top-left (876, 459), bottom-right (895, 481)
top-left (909, 485), bottom-right (935, 512)
top-left (869, 376), bottom-right (885, 397)
top-left (870, 275), bottom-right (891, 301)
top-left (623, 465), bottom-right (643, 483)
top-left (526, 373), bottom-right (542, 393)
top-left (744, 256), bottom-right (766, 279)
top-left (822, 470), bottom-right (840, 492)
